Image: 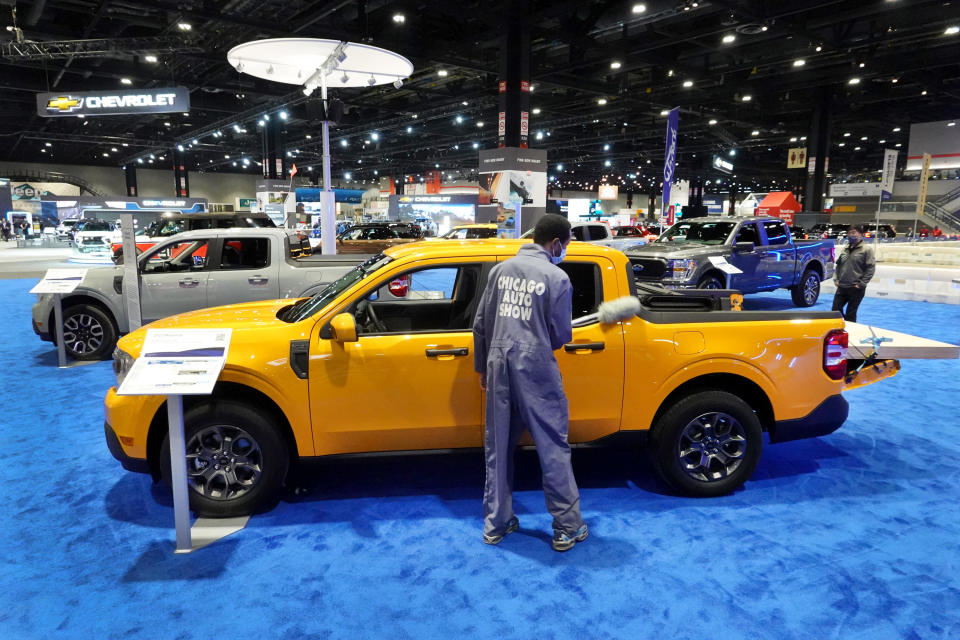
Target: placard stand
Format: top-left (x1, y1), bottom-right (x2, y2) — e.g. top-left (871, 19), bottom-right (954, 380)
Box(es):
top-left (31, 268), bottom-right (88, 368)
top-left (53, 293), bottom-right (67, 368)
top-left (117, 328), bottom-right (236, 554)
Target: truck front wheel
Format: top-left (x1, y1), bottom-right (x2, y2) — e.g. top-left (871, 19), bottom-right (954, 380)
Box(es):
top-left (791, 269), bottom-right (821, 307)
top-left (697, 274), bottom-right (724, 289)
top-left (650, 390), bottom-right (763, 497)
top-left (160, 401), bottom-right (290, 517)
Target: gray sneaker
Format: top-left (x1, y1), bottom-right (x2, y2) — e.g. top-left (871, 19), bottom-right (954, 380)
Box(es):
top-left (552, 524), bottom-right (588, 552)
top-left (482, 517), bottom-right (520, 545)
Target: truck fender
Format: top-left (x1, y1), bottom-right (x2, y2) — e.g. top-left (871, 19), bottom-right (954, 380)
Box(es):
top-left (53, 288), bottom-right (126, 333)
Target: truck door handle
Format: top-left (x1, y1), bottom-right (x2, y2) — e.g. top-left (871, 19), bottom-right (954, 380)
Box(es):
top-left (426, 348), bottom-right (469, 357)
top-left (248, 276), bottom-right (269, 285)
top-left (564, 342), bottom-right (605, 352)
top-left (178, 278), bottom-right (199, 288)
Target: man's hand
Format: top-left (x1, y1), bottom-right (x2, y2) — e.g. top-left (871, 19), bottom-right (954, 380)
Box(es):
top-left (479, 373), bottom-right (487, 391)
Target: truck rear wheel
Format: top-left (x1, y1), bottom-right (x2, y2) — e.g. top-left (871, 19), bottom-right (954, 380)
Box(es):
top-left (791, 269), bottom-right (821, 307)
top-left (650, 390), bottom-right (763, 497)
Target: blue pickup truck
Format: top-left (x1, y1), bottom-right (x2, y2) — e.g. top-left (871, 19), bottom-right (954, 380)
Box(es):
top-left (624, 216), bottom-right (836, 307)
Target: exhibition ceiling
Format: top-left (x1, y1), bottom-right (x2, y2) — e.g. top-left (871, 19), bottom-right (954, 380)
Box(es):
top-left (0, 0), bottom-right (957, 191)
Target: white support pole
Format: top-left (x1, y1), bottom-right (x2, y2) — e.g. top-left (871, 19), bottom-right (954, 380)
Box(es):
top-left (167, 394), bottom-right (192, 553)
top-left (53, 293), bottom-right (67, 368)
top-left (320, 73), bottom-right (337, 256)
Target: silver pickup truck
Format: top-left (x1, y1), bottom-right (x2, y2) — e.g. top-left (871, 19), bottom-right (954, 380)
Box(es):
top-left (625, 216), bottom-right (836, 307)
top-left (32, 228), bottom-right (368, 360)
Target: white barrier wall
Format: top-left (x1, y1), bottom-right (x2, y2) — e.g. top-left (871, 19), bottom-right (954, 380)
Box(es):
top-left (823, 263), bottom-right (960, 304)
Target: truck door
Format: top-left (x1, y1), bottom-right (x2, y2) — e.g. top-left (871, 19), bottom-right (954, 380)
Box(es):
top-left (728, 222), bottom-right (763, 291)
top-left (555, 258), bottom-right (626, 443)
top-left (206, 236), bottom-right (280, 306)
top-left (758, 220), bottom-right (796, 290)
top-left (138, 238), bottom-right (211, 322)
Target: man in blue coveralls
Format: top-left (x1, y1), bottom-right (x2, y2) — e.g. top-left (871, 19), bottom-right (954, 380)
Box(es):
top-left (473, 214), bottom-right (588, 552)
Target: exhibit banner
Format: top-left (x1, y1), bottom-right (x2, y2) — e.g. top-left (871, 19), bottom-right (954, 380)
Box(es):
top-left (829, 183), bottom-right (881, 197)
top-left (661, 108), bottom-right (679, 226)
top-left (880, 149), bottom-right (898, 201)
top-left (37, 87), bottom-right (189, 117)
top-left (117, 328), bottom-right (232, 396)
top-left (478, 147), bottom-right (548, 173)
top-left (906, 119), bottom-right (960, 170)
top-left (598, 185), bottom-right (619, 200)
top-left (12, 182), bottom-right (80, 199)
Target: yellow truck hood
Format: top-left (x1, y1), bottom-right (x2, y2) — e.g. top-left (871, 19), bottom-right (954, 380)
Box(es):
top-left (116, 298), bottom-right (304, 357)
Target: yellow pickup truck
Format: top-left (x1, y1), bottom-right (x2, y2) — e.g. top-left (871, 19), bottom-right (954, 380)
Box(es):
top-left (104, 240), bottom-right (898, 516)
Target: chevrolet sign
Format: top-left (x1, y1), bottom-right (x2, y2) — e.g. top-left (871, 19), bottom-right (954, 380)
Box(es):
top-left (37, 87), bottom-right (189, 117)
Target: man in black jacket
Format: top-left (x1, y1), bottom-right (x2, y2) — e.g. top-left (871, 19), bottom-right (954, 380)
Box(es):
top-left (832, 225), bottom-right (876, 322)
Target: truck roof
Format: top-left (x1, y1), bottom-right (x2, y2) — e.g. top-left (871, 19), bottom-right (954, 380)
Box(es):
top-left (162, 227), bottom-right (304, 240)
top-left (675, 216), bottom-right (782, 223)
top-left (382, 238), bottom-right (626, 261)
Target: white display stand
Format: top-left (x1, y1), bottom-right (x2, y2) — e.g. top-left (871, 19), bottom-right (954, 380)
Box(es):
top-left (117, 328), bottom-right (235, 553)
top-left (30, 268), bottom-right (88, 368)
top-left (119, 213), bottom-right (142, 331)
top-left (228, 38), bottom-right (413, 255)
top-left (845, 322), bottom-right (960, 360)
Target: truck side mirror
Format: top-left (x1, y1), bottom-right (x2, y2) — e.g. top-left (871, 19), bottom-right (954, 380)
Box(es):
top-left (734, 241), bottom-right (755, 253)
top-left (330, 313), bottom-right (358, 343)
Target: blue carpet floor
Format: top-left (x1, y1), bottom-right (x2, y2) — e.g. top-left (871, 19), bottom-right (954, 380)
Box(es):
top-left (3, 278), bottom-right (960, 639)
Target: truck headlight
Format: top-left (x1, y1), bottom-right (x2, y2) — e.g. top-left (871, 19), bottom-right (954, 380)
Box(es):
top-left (112, 348), bottom-right (134, 386)
top-left (666, 259), bottom-right (697, 281)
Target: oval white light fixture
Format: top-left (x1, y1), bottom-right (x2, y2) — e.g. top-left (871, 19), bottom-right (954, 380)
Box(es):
top-left (741, 94), bottom-right (752, 102)
top-left (722, 34), bottom-right (736, 44)
top-left (532, 108), bottom-right (541, 114)
top-left (683, 80), bottom-right (693, 87)
top-left (476, 121), bottom-right (484, 128)
top-left (848, 77), bottom-right (861, 85)
top-left (632, 3), bottom-right (646, 13)
top-left (472, 142), bottom-right (480, 149)
top-left (751, 130), bottom-right (760, 136)
top-left (945, 26), bottom-right (959, 35)
top-left (610, 61), bottom-right (622, 69)
top-left (144, 54), bottom-right (158, 63)
top-left (793, 59), bottom-right (805, 67)
top-left (437, 69), bottom-right (448, 77)
top-left (370, 132), bottom-right (379, 141)
top-left (597, 98), bottom-right (607, 105)
top-left (659, 109), bottom-right (669, 116)
top-left (120, 77), bottom-right (132, 85)
top-left (393, 13), bottom-right (405, 23)
top-left (708, 119), bottom-right (717, 125)
top-left (177, 22), bottom-right (192, 31)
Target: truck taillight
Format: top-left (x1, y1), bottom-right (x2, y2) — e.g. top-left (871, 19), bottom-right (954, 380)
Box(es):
top-left (823, 329), bottom-right (848, 380)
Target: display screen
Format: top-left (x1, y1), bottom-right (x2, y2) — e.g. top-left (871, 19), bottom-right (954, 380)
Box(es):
top-left (397, 203), bottom-right (476, 237)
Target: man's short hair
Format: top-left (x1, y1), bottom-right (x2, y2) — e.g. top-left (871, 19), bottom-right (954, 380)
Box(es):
top-left (533, 214), bottom-right (572, 245)
top-left (848, 224), bottom-right (865, 234)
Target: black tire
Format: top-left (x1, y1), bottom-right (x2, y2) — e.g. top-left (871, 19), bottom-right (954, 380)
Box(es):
top-left (650, 390), bottom-right (763, 497)
top-left (697, 273), bottom-right (724, 289)
top-left (790, 268), bottom-right (821, 307)
top-left (60, 303), bottom-right (117, 360)
top-left (160, 401), bottom-right (290, 517)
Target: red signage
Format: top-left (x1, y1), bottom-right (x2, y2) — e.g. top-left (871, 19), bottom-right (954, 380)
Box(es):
top-left (498, 81), bottom-right (506, 93)
top-left (520, 80), bottom-right (530, 92)
top-left (520, 111), bottom-right (529, 136)
top-left (498, 111), bottom-right (506, 136)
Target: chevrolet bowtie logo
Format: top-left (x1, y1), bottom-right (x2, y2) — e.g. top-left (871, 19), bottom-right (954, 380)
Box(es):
top-left (47, 96), bottom-right (82, 112)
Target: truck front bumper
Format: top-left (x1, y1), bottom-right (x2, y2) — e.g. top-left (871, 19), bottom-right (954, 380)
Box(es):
top-left (104, 420), bottom-right (150, 474)
top-left (769, 394), bottom-right (848, 443)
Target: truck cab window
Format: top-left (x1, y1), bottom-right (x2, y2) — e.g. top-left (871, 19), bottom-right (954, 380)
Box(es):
top-left (762, 221), bottom-right (789, 245)
top-left (736, 223), bottom-right (760, 244)
top-left (557, 262), bottom-right (602, 319)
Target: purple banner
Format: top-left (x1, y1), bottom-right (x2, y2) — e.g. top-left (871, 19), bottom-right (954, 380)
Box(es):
top-left (662, 108), bottom-right (679, 224)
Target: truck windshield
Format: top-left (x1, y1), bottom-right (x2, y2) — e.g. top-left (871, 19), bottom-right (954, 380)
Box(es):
top-left (281, 254), bottom-right (394, 322)
top-left (656, 221), bottom-right (736, 245)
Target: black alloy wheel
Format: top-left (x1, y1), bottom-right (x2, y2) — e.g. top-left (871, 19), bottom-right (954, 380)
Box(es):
top-left (791, 269), bottom-right (821, 307)
top-left (651, 390), bottom-right (763, 497)
top-left (160, 401), bottom-right (289, 517)
top-left (697, 274), bottom-right (724, 290)
top-left (61, 304), bottom-right (117, 360)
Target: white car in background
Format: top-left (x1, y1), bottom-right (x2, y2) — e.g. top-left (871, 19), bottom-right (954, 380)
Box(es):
top-left (55, 219), bottom-right (81, 242)
top-left (70, 220), bottom-right (115, 262)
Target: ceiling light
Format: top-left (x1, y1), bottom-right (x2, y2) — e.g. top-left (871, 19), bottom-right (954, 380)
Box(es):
top-left (604, 160), bottom-right (611, 167)
top-left (177, 22), bottom-right (192, 31)
top-left (632, 3), bottom-right (646, 13)
top-left (921, 90), bottom-right (928, 95)
top-left (371, 132), bottom-right (380, 141)
top-left (120, 77), bottom-right (132, 85)
top-left (761, 25), bottom-right (768, 31)
top-left (839, 143), bottom-right (845, 147)
top-left (945, 26), bottom-right (959, 35)
top-left (102, 152), bottom-right (109, 157)
top-left (667, 69), bottom-right (675, 77)
top-left (854, 146), bottom-right (861, 150)
top-left (340, 139), bottom-right (348, 147)
top-left (476, 121), bottom-right (484, 128)
top-left (406, 126), bottom-right (413, 133)
top-left (722, 34), bottom-right (736, 44)
top-left (437, 69), bottom-right (448, 77)
top-left (895, 143), bottom-right (901, 147)
top-left (879, 139), bottom-right (887, 143)
top-left (844, 132), bottom-right (851, 137)
top-left (535, 131), bottom-right (544, 140)
top-left (741, 95), bottom-right (752, 102)
top-left (861, 136), bottom-right (868, 141)
top-left (44, 142), bottom-right (51, 147)
top-left (144, 55), bottom-right (158, 64)
top-left (728, 149), bottom-right (736, 156)
top-left (597, 98), bottom-right (607, 105)
top-left (472, 142), bottom-right (480, 149)
top-left (751, 130), bottom-right (760, 136)
top-left (708, 119), bottom-right (717, 125)
top-left (848, 77), bottom-right (861, 85)
top-left (893, 127), bottom-right (901, 132)
top-left (557, 163), bottom-right (564, 170)
top-left (279, 110), bottom-right (288, 120)
top-left (790, 137), bottom-right (798, 142)
top-left (793, 59), bottom-right (806, 67)
top-left (164, 121), bottom-right (171, 127)
top-left (603, 144), bottom-right (610, 151)
top-left (137, 158), bottom-right (143, 164)
top-left (455, 115), bottom-right (463, 124)
top-left (393, 13), bottom-right (405, 23)
top-left (949, 122), bottom-right (957, 127)
top-left (610, 61), bottom-right (622, 69)
top-left (859, 62), bottom-right (865, 68)
top-left (683, 80), bottom-right (693, 88)
top-left (660, 109), bottom-right (669, 116)
top-left (532, 108), bottom-right (541, 114)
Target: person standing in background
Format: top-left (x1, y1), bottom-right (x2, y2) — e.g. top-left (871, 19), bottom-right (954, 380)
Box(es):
top-left (832, 224), bottom-right (876, 322)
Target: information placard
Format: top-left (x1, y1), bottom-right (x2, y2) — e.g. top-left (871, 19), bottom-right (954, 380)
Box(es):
top-left (117, 328), bottom-right (232, 396)
top-left (30, 268), bottom-right (88, 294)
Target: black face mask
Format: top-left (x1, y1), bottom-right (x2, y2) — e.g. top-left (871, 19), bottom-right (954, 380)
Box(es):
top-left (847, 237), bottom-right (861, 246)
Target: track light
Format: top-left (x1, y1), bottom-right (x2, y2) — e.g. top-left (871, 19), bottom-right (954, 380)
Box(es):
top-left (367, 75), bottom-right (376, 86)
top-left (393, 79), bottom-right (403, 89)
top-left (341, 73), bottom-right (349, 84)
